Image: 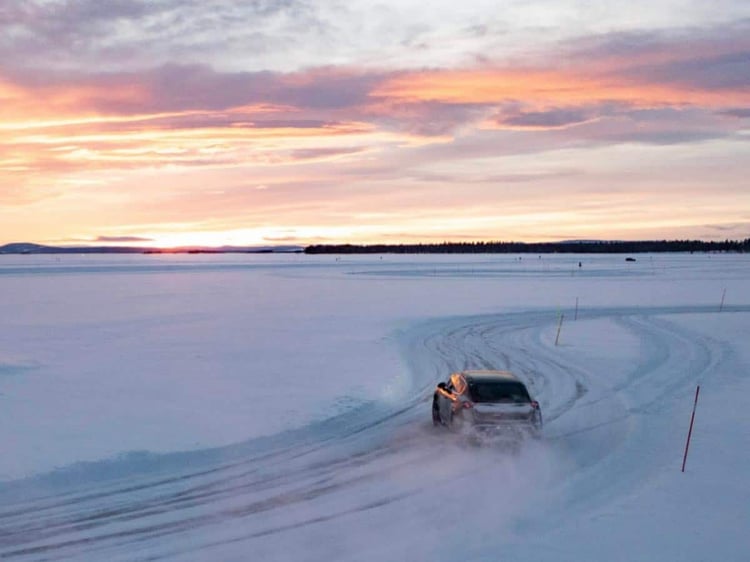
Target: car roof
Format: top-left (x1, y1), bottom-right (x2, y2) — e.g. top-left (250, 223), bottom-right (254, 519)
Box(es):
top-left (461, 370), bottom-right (521, 383)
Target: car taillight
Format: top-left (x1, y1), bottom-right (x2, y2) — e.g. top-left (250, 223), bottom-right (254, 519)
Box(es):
top-left (531, 401), bottom-right (540, 409)
top-left (463, 401), bottom-right (474, 409)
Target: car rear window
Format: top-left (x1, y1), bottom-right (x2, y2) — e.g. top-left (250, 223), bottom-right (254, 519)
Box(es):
top-left (468, 381), bottom-right (531, 403)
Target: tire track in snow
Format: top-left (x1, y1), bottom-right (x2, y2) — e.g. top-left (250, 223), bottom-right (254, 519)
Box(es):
top-left (0, 305), bottom-right (747, 561)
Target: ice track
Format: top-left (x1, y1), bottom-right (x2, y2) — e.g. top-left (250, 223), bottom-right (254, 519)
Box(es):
top-left (1, 305), bottom-right (746, 561)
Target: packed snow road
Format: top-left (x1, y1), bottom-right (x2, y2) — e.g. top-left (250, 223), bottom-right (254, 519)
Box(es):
top-left (2, 295), bottom-right (748, 561)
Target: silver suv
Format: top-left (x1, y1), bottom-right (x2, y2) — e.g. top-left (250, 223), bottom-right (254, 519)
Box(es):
top-left (432, 370), bottom-right (542, 437)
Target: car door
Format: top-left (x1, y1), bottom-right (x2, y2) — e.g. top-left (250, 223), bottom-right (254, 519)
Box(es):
top-left (439, 373), bottom-right (466, 422)
top-left (437, 379), bottom-right (455, 422)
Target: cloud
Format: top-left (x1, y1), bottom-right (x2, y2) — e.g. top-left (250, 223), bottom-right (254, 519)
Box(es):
top-left (2, 63), bottom-right (386, 117)
top-left (289, 147), bottom-right (367, 161)
top-left (491, 103), bottom-right (625, 130)
top-left (558, 22), bottom-right (750, 93)
top-left (94, 235), bottom-right (154, 242)
top-left (262, 234), bottom-right (303, 242)
top-left (2, 17), bottom-right (749, 239)
top-left (126, 64), bottom-right (381, 113)
top-left (411, 169), bottom-right (582, 184)
top-left (720, 107), bottom-right (750, 118)
top-left (4, 18), bottom-right (749, 136)
top-left (621, 51), bottom-right (750, 90)
top-left (0, 0), bottom-right (322, 72)
top-left (366, 100), bottom-right (489, 136)
top-left (0, 1), bottom-right (156, 74)
top-left (703, 222), bottom-right (750, 233)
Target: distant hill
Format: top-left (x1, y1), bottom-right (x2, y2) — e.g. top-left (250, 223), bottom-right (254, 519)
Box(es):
top-left (0, 243), bottom-right (303, 255)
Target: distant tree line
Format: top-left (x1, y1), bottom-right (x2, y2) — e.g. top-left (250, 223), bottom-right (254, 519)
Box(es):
top-left (305, 239), bottom-right (750, 254)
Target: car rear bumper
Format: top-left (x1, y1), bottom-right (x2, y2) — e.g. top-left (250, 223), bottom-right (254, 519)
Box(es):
top-left (471, 421), bottom-right (541, 438)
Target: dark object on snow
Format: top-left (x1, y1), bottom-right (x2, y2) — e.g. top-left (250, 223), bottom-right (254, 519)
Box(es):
top-left (626, 257), bottom-right (637, 262)
top-left (432, 370), bottom-right (542, 438)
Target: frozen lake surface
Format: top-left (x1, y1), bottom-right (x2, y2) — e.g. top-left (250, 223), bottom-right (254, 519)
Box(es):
top-left (1, 253), bottom-right (749, 561)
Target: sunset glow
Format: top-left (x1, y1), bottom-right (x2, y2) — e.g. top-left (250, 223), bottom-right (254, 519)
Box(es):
top-left (1, 1), bottom-right (749, 247)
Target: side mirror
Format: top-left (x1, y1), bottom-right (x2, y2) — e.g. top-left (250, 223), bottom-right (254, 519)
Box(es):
top-left (437, 382), bottom-right (446, 390)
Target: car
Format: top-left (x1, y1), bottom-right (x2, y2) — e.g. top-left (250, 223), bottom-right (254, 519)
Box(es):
top-left (431, 370), bottom-right (542, 438)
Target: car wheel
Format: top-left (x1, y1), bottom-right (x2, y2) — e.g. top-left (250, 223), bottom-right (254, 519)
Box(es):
top-left (432, 395), bottom-right (441, 426)
top-left (532, 413), bottom-right (543, 438)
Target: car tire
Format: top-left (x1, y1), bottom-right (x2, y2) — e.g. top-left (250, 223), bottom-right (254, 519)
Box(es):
top-left (532, 412), bottom-right (543, 438)
top-left (432, 395), bottom-right (441, 426)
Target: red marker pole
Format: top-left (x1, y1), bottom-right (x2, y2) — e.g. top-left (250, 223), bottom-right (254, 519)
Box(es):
top-left (681, 385), bottom-right (701, 473)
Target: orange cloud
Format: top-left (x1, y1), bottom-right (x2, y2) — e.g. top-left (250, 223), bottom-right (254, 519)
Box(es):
top-left (374, 67), bottom-right (749, 109)
top-left (0, 78), bottom-right (151, 123)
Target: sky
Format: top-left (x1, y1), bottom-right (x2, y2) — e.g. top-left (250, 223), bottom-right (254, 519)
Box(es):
top-left (1, 0), bottom-right (749, 247)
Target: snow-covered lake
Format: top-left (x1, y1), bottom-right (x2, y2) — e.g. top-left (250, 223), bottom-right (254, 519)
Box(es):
top-left (1, 253), bottom-right (749, 561)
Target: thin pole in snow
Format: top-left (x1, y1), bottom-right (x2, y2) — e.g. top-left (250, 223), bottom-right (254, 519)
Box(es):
top-left (719, 288), bottom-right (726, 312)
top-left (574, 297), bottom-right (579, 321)
top-left (555, 314), bottom-right (564, 346)
top-left (681, 385), bottom-right (701, 473)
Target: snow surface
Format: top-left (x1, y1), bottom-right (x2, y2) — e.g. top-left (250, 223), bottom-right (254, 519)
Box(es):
top-left (1, 253), bottom-right (748, 561)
